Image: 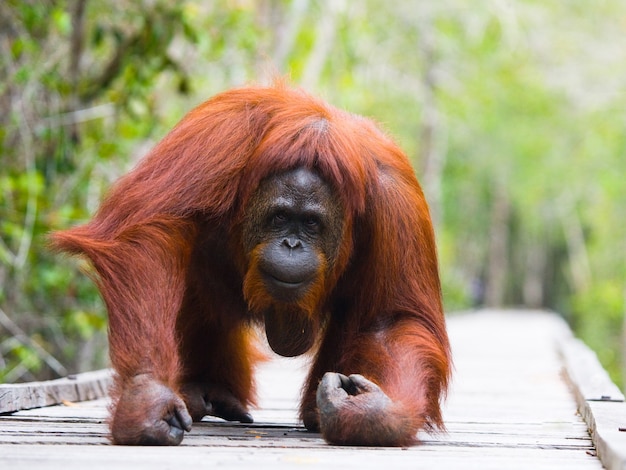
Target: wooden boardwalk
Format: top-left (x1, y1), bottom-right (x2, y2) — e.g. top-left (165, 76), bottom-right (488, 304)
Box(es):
top-left (1, 310), bottom-right (625, 469)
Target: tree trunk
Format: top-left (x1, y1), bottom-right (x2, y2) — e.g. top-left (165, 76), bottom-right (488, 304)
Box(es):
top-left (69, 0), bottom-right (87, 142)
top-left (301, 1), bottom-right (344, 89)
top-left (416, 18), bottom-right (445, 234)
top-left (522, 235), bottom-right (547, 308)
top-left (484, 185), bottom-right (510, 307)
top-left (560, 204), bottom-right (592, 293)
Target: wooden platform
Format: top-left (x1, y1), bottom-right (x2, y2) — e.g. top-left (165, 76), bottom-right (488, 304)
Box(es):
top-left (2, 310), bottom-right (625, 469)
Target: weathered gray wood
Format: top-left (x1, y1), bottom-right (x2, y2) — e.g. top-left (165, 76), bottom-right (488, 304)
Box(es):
top-left (0, 369), bottom-right (112, 413)
top-left (560, 332), bottom-right (625, 402)
top-left (0, 310), bottom-right (612, 469)
top-left (557, 315), bottom-right (626, 470)
top-left (579, 401), bottom-right (626, 470)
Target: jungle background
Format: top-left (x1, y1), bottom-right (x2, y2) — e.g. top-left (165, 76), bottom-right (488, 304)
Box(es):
top-left (1, 0), bottom-right (625, 388)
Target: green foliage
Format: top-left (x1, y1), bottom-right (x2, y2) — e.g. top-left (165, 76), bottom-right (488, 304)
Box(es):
top-left (0, 0), bottom-right (200, 381)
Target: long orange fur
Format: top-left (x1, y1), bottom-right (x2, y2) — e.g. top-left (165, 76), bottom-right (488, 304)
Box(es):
top-left (50, 82), bottom-right (451, 446)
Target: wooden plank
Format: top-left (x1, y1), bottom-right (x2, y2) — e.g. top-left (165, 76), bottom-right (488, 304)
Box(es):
top-left (559, 333), bottom-right (625, 402)
top-left (558, 319), bottom-right (626, 470)
top-left (0, 310), bottom-right (610, 469)
top-left (579, 401), bottom-right (626, 470)
top-left (0, 369), bottom-right (112, 413)
top-left (0, 443), bottom-right (604, 470)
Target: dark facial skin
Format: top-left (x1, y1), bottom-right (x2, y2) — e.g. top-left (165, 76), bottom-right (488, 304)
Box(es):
top-left (242, 167), bottom-right (344, 356)
top-left (243, 167), bottom-right (343, 301)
